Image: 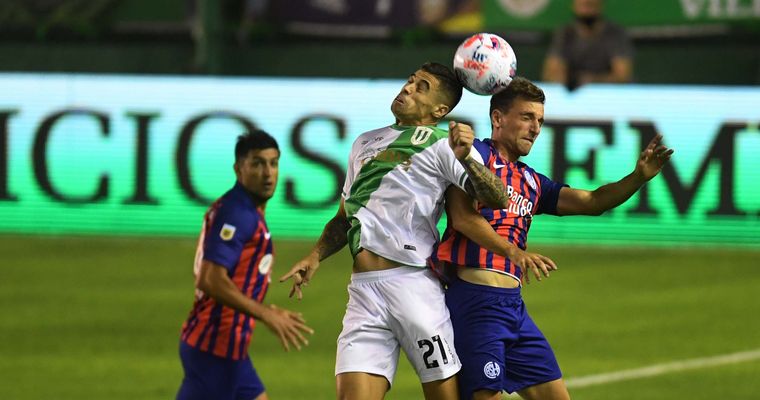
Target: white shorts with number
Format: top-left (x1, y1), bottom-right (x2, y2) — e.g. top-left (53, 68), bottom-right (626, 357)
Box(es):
top-left (335, 266), bottom-right (461, 386)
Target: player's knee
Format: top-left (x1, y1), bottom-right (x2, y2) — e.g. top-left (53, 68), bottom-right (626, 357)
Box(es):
top-left (517, 379), bottom-right (570, 400)
top-left (471, 389), bottom-right (502, 400)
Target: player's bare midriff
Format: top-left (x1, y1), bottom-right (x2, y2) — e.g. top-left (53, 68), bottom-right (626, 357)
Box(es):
top-left (353, 249), bottom-right (407, 273)
top-left (458, 267), bottom-right (520, 288)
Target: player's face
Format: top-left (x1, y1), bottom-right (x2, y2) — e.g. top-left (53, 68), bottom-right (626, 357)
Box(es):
top-left (491, 98), bottom-right (544, 161)
top-left (391, 70), bottom-right (449, 126)
top-left (235, 148), bottom-right (280, 202)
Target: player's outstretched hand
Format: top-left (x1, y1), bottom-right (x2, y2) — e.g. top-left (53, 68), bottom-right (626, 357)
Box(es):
top-left (279, 253), bottom-right (320, 300)
top-left (261, 304), bottom-right (314, 352)
top-left (637, 134), bottom-right (674, 180)
top-left (448, 121), bottom-right (475, 161)
top-left (507, 248), bottom-right (557, 285)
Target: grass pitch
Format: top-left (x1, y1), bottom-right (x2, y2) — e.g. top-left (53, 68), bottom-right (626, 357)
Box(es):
top-left (0, 235), bottom-right (758, 399)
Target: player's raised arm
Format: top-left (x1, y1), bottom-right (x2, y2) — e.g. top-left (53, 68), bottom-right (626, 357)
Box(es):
top-left (449, 121), bottom-right (509, 209)
top-left (279, 198), bottom-right (350, 299)
top-left (196, 260), bottom-right (314, 351)
top-left (445, 186), bottom-right (556, 283)
top-left (557, 134), bottom-right (674, 216)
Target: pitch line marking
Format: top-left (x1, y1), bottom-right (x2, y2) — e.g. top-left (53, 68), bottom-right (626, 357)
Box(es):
top-left (566, 348), bottom-right (760, 388)
top-left (503, 348), bottom-right (760, 397)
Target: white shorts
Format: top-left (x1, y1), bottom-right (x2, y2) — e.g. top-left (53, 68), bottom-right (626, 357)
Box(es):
top-left (335, 266), bottom-right (461, 386)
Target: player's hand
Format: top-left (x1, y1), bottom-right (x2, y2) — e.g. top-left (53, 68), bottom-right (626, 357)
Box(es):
top-left (279, 252), bottom-right (320, 300)
top-left (261, 304), bottom-right (314, 352)
top-left (507, 247), bottom-right (557, 285)
top-left (448, 121), bottom-right (475, 161)
top-left (636, 134), bottom-right (674, 181)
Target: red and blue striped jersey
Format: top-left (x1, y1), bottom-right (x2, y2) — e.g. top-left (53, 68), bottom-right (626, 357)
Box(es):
top-left (435, 138), bottom-right (566, 282)
top-left (180, 182), bottom-right (274, 360)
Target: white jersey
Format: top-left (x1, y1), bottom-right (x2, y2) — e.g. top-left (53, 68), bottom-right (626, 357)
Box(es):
top-left (342, 124), bottom-right (483, 267)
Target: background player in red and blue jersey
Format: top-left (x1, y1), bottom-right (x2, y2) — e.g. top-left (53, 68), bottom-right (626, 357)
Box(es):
top-left (177, 130), bottom-right (314, 400)
top-left (435, 77), bottom-right (673, 400)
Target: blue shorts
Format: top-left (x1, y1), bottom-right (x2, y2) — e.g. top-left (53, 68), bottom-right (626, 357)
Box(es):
top-left (177, 341), bottom-right (265, 400)
top-left (445, 277), bottom-right (562, 398)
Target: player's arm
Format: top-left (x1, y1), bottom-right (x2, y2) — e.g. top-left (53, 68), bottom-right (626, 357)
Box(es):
top-left (279, 198), bottom-right (350, 299)
top-left (196, 260), bottom-right (313, 351)
top-left (557, 134), bottom-right (673, 216)
top-left (449, 121), bottom-right (509, 209)
top-left (445, 186), bottom-right (556, 282)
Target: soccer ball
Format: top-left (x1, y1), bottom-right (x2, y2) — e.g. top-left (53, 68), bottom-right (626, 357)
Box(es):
top-left (453, 33), bottom-right (517, 96)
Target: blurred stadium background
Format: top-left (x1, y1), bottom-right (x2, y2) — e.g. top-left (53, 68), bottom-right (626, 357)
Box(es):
top-left (1, 0), bottom-right (759, 399)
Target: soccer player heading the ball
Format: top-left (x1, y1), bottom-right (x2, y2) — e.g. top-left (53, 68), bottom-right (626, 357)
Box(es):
top-left (434, 77), bottom-right (673, 400)
top-left (280, 62), bottom-right (509, 400)
top-left (177, 130), bottom-right (314, 400)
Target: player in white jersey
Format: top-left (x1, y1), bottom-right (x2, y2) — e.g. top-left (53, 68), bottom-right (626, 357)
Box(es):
top-left (280, 62), bottom-right (509, 400)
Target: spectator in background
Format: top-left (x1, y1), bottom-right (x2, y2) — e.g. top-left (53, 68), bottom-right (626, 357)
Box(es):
top-left (542, 0), bottom-right (633, 90)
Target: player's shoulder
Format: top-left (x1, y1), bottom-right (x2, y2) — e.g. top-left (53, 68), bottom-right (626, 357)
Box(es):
top-left (473, 137), bottom-right (492, 151)
top-left (352, 125), bottom-right (397, 145)
top-left (470, 137), bottom-right (495, 160)
top-left (217, 185), bottom-right (260, 222)
top-left (349, 126), bottom-right (392, 153)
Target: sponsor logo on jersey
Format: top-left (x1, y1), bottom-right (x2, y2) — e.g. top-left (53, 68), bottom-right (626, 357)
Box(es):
top-left (506, 185), bottom-right (534, 216)
top-left (374, 148), bottom-right (412, 164)
top-left (404, 244), bottom-right (417, 251)
top-left (220, 223), bottom-right (236, 241)
top-left (484, 361), bottom-right (501, 379)
top-left (258, 254), bottom-right (273, 275)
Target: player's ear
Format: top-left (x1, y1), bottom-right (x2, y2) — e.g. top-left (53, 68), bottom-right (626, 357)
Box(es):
top-left (490, 109), bottom-right (502, 128)
top-left (432, 103), bottom-right (450, 119)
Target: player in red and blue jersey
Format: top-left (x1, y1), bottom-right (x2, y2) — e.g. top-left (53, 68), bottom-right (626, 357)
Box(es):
top-left (177, 130), bottom-right (313, 400)
top-left (435, 77), bottom-right (673, 400)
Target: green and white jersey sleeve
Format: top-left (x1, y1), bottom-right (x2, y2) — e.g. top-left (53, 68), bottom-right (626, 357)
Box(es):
top-left (342, 124), bottom-right (484, 267)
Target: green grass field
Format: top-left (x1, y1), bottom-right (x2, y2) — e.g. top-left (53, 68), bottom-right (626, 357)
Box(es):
top-left (1, 235), bottom-right (759, 399)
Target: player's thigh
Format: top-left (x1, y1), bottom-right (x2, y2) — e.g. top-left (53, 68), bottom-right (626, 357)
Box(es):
top-left (517, 378), bottom-right (570, 400)
top-left (236, 357), bottom-right (266, 400)
top-left (335, 279), bottom-right (400, 385)
top-left (389, 269), bottom-right (461, 383)
top-left (504, 310), bottom-right (563, 394)
top-left (177, 342), bottom-right (238, 400)
top-left (336, 372), bottom-right (389, 400)
top-left (445, 278), bottom-right (516, 399)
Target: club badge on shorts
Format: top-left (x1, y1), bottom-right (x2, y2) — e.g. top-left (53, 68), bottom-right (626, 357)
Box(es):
top-left (484, 361), bottom-right (501, 379)
top-left (220, 223), bottom-right (236, 241)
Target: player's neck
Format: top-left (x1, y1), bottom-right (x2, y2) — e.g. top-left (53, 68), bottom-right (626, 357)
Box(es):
top-left (395, 116), bottom-right (438, 126)
top-left (493, 141), bottom-right (520, 163)
top-left (245, 190), bottom-right (268, 211)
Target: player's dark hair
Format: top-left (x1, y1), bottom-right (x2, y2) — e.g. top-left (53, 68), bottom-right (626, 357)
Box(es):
top-left (489, 77), bottom-right (545, 115)
top-left (421, 62), bottom-right (463, 114)
top-left (235, 129), bottom-right (279, 161)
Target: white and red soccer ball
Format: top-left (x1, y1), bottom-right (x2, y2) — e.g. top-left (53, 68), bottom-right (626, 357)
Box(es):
top-left (453, 33), bottom-right (517, 96)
